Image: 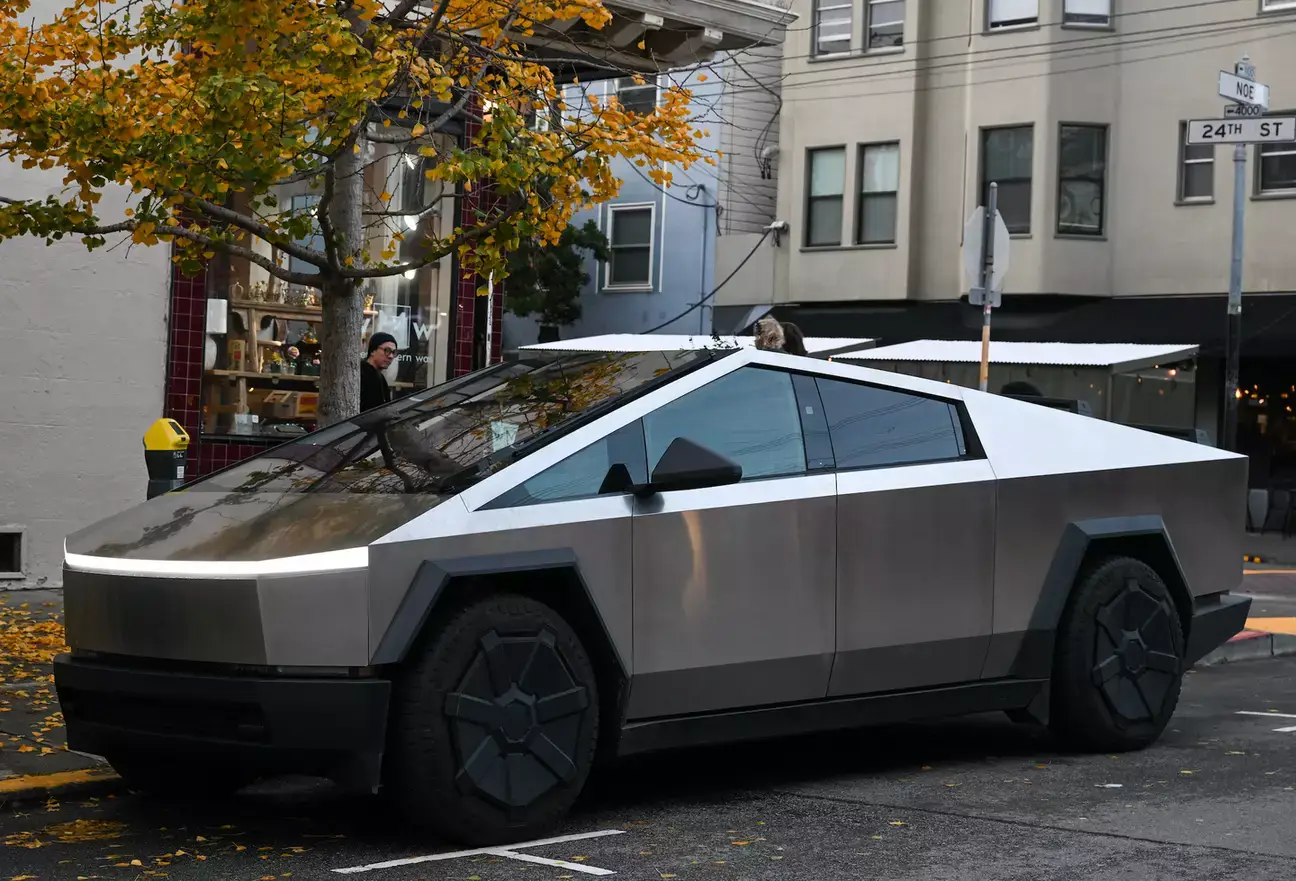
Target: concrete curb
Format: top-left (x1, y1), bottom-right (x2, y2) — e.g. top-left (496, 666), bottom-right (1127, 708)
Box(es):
top-left (0, 767), bottom-right (122, 806)
top-left (1194, 630), bottom-right (1296, 667)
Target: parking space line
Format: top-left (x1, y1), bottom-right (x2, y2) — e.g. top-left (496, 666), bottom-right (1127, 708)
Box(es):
top-left (332, 829), bottom-right (627, 875)
top-left (488, 850), bottom-right (616, 875)
top-left (1236, 711), bottom-right (1296, 720)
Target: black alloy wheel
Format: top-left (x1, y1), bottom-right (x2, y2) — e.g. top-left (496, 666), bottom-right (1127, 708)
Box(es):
top-left (386, 593), bottom-right (599, 845)
top-left (1050, 556), bottom-right (1186, 752)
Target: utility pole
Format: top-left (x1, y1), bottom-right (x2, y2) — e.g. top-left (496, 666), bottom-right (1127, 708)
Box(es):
top-left (1224, 135), bottom-right (1245, 453)
top-left (977, 183), bottom-right (998, 392)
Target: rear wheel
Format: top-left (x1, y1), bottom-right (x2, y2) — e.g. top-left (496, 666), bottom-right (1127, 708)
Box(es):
top-left (1050, 556), bottom-right (1185, 752)
top-left (386, 593), bottom-right (599, 846)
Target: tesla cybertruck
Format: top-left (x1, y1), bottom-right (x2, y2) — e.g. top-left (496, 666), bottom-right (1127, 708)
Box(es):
top-left (55, 346), bottom-right (1250, 844)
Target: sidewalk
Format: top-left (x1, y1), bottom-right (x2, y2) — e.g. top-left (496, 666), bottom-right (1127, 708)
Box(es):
top-left (1244, 531), bottom-right (1296, 565)
top-left (0, 590), bottom-right (117, 805)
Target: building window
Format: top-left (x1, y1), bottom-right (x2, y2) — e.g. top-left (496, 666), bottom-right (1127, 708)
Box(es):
top-left (1057, 123), bottom-right (1108, 236)
top-left (615, 77), bottom-right (657, 115)
top-left (806, 147), bottom-right (846, 247)
top-left (813, 0), bottom-right (852, 56)
top-left (0, 530), bottom-right (23, 578)
top-left (857, 142), bottom-right (900, 244)
top-left (1261, 0), bottom-right (1296, 11)
top-left (1178, 122), bottom-right (1214, 202)
top-left (1063, 0), bottom-right (1112, 26)
top-left (606, 205), bottom-right (654, 288)
top-left (987, 0), bottom-right (1038, 29)
top-left (866, 0), bottom-right (905, 49)
top-left (980, 125), bottom-right (1033, 234)
top-left (1258, 115), bottom-right (1296, 195)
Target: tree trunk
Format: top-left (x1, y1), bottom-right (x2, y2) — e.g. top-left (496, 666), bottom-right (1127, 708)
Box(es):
top-left (318, 137), bottom-right (367, 426)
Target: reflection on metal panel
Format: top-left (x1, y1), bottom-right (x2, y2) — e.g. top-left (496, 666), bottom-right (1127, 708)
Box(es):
top-left (829, 460), bottom-right (996, 695)
top-left (258, 569), bottom-right (369, 667)
top-left (990, 459), bottom-right (1248, 639)
top-left (367, 496), bottom-right (635, 669)
top-left (628, 474), bottom-right (837, 718)
top-left (63, 568), bottom-right (267, 665)
top-left (838, 340), bottom-right (1198, 370)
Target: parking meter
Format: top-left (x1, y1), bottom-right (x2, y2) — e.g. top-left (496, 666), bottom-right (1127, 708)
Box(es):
top-left (143, 418), bottom-right (190, 499)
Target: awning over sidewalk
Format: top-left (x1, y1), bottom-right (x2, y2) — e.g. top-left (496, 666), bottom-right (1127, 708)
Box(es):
top-left (521, 333), bottom-right (875, 357)
top-left (834, 340), bottom-right (1199, 374)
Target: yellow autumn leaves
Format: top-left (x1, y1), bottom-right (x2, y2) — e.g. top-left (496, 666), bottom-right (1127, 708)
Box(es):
top-left (0, 0), bottom-right (706, 289)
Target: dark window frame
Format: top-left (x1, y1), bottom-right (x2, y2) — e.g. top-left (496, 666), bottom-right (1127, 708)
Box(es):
top-left (865, 0), bottom-right (905, 50)
top-left (1254, 109), bottom-right (1296, 196)
top-left (811, 374), bottom-right (983, 474)
top-left (979, 124), bottom-right (1034, 235)
top-left (812, 0), bottom-right (853, 56)
top-left (1062, 0), bottom-right (1113, 27)
top-left (1177, 120), bottom-right (1215, 203)
top-left (806, 145), bottom-right (847, 247)
top-left (1056, 122), bottom-right (1109, 237)
top-left (856, 140), bottom-right (901, 245)
top-left (986, 0), bottom-right (1039, 30)
top-left (615, 77), bottom-right (658, 115)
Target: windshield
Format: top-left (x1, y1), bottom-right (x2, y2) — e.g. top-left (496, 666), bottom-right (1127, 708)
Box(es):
top-left (68, 349), bottom-right (718, 562)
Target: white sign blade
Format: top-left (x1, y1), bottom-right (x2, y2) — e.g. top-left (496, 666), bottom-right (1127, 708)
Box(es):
top-left (1187, 117), bottom-right (1296, 145)
top-left (1219, 71), bottom-right (1270, 109)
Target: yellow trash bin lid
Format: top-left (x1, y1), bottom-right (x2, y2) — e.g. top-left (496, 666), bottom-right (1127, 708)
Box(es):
top-left (143, 418), bottom-right (190, 452)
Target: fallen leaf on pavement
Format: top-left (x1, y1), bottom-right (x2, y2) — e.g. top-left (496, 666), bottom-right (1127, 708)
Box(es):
top-left (1226, 751), bottom-right (1246, 756)
top-left (731, 841), bottom-right (749, 846)
top-left (888, 821), bottom-right (906, 826)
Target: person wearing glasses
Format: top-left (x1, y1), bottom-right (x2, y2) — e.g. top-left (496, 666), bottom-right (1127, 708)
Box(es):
top-left (360, 332), bottom-right (398, 412)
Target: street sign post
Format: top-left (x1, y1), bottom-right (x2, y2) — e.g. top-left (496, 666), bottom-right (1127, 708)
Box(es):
top-left (963, 185), bottom-right (1009, 392)
top-left (1187, 117), bottom-right (1296, 144)
top-left (1218, 70), bottom-right (1269, 109)
top-left (963, 205), bottom-right (1010, 303)
top-left (1205, 55), bottom-right (1276, 453)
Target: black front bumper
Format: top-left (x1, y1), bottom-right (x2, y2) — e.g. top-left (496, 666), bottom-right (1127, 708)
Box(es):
top-left (1185, 592), bottom-right (1253, 665)
top-left (53, 655), bottom-right (391, 792)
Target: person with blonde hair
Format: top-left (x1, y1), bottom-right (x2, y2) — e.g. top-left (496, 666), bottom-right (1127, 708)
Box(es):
top-left (753, 316), bottom-right (785, 351)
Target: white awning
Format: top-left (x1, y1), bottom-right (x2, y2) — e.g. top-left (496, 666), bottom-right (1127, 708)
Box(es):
top-left (834, 340), bottom-right (1198, 373)
top-left (521, 333), bottom-right (875, 357)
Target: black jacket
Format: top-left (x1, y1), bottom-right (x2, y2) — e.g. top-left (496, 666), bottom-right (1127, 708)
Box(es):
top-left (359, 359), bottom-right (391, 412)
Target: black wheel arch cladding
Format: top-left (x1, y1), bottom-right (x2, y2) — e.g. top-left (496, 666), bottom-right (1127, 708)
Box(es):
top-left (1009, 516), bottom-right (1195, 679)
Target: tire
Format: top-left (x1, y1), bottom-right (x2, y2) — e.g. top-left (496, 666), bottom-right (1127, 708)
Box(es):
top-left (386, 593), bottom-right (600, 846)
top-left (1049, 556), bottom-right (1186, 753)
top-left (107, 752), bottom-right (255, 797)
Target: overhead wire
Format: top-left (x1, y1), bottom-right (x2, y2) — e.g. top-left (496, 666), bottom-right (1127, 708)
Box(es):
top-left (639, 228), bottom-right (773, 333)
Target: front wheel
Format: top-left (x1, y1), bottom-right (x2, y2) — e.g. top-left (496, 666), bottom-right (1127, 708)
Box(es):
top-left (386, 594), bottom-right (600, 846)
top-left (1049, 556), bottom-right (1185, 753)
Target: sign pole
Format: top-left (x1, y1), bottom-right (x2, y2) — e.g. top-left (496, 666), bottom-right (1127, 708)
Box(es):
top-left (1221, 139), bottom-right (1245, 452)
top-left (978, 183), bottom-right (997, 392)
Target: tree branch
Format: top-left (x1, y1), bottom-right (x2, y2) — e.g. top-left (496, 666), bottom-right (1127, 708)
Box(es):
top-left (175, 189), bottom-right (330, 267)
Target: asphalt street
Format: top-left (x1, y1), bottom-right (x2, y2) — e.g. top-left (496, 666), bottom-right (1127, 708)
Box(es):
top-left (1237, 568), bottom-right (1296, 619)
top-left (5, 656), bottom-right (1296, 881)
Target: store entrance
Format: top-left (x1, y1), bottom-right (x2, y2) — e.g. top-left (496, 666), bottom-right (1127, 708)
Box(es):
top-left (1236, 358), bottom-right (1296, 489)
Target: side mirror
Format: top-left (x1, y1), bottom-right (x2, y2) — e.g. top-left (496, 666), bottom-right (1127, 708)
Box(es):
top-left (634, 437), bottom-right (742, 497)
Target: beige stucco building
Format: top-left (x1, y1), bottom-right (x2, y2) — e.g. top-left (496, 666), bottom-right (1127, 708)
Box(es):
top-left (713, 0), bottom-right (1296, 477)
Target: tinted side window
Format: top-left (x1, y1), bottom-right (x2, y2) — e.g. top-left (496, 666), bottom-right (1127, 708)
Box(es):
top-left (815, 377), bottom-right (964, 470)
top-left (486, 421), bottom-right (648, 507)
top-left (643, 367), bottom-right (806, 480)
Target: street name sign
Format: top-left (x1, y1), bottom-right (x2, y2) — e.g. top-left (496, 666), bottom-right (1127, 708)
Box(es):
top-left (1187, 117), bottom-right (1296, 145)
top-left (1219, 70), bottom-right (1270, 109)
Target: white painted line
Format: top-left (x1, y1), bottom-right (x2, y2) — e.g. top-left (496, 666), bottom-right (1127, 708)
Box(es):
top-left (332, 829), bottom-right (627, 874)
top-left (1274, 726), bottom-right (1296, 733)
top-left (486, 849), bottom-right (616, 875)
top-left (1237, 711), bottom-right (1296, 720)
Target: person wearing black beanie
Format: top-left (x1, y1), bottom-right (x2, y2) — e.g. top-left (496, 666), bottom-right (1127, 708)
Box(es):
top-left (361, 332), bottom-right (397, 412)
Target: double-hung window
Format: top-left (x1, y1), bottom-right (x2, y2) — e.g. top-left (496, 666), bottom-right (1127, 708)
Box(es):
top-left (615, 77), bottom-right (657, 114)
top-left (866, 0), bottom-right (905, 49)
top-left (1178, 123), bottom-right (1214, 202)
top-left (980, 126), bottom-right (1034, 234)
top-left (1258, 113), bottom-right (1296, 195)
top-left (857, 142), bottom-right (900, 244)
top-left (1063, 0), bottom-right (1112, 26)
top-left (812, 0), bottom-right (852, 56)
top-left (806, 147), bottom-right (846, 247)
top-left (606, 205), bottom-right (654, 288)
top-left (1056, 124), bottom-right (1108, 236)
top-left (987, 0), bottom-right (1038, 29)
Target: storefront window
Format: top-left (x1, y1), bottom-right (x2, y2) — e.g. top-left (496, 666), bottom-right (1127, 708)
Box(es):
top-left (199, 136), bottom-right (455, 442)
